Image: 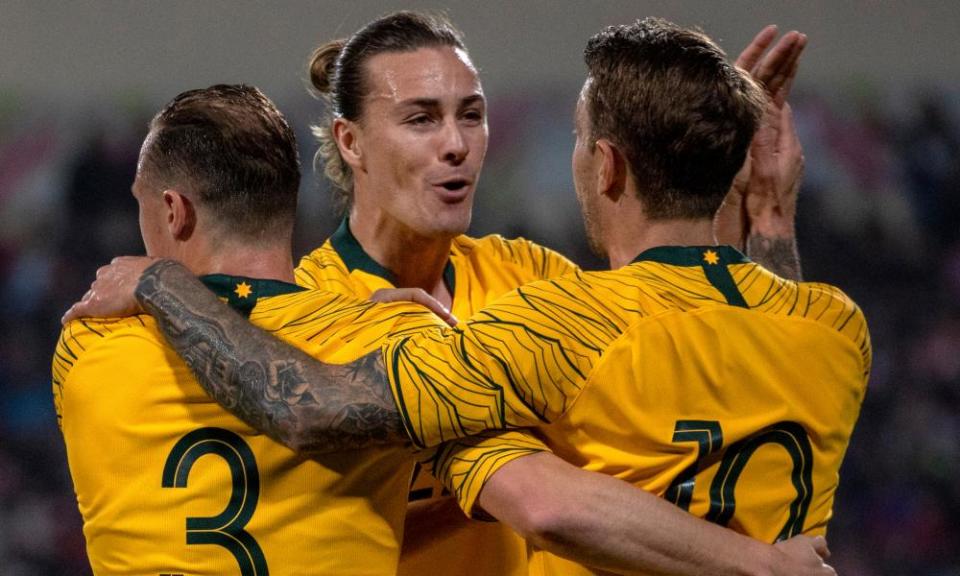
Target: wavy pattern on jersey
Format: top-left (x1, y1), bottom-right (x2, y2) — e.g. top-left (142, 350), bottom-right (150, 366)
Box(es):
top-left (250, 290), bottom-right (443, 354)
top-left (471, 234), bottom-right (579, 281)
top-left (732, 264), bottom-right (872, 379)
top-left (425, 430), bottom-right (548, 514)
top-left (387, 260), bottom-right (871, 450)
top-left (52, 316), bottom-right (149, 428)
top-left (295, 234), bottom-right (578, 295)
top-left (294, 243), bottom-right (356, 292)
top-left (388, 269), bottom-right (635, 448)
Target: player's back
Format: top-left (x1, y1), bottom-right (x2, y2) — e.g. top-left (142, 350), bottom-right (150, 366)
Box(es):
top-left (53, 276), bottom-right (443, 576)
top-left (530, 246), bottom-right (870, 574)
top-left (385, 245), bottom-right (869, 576)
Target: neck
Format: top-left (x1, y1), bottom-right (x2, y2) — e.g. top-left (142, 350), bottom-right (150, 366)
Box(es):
top-left (178, 235), bottom-right (295, 283)
top-left (605, 217), bottom-right (716, 269)
top-left (348, 208), bottom-right (454, 307)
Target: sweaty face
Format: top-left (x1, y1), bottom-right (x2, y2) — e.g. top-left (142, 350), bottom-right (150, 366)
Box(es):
top-left (349, 46), bottom-right (488, 240)
top-left (572, 82), bottom-right (606, 259)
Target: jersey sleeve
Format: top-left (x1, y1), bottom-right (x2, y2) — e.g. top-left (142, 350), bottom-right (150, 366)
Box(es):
top-left (253, 289), bottom-right (449, 364)
top-left (384, 271), bottom-right (626, 449)
top-left (419, 430), bottom-right (551, 518)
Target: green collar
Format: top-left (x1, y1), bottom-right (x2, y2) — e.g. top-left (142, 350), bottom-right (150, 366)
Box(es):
top-left (631, 245), bottom-right (750, 267)
top-left (200, 274), bottom-right (306, 317)
top-left (329, 218), bottom-right (456, 292)
top-left (631, 245), bottom-right (749, 308)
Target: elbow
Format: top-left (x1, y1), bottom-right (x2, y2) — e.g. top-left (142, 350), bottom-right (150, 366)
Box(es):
top-left (270, 420), bottom-right (329, 457)
top-left (283, 427), bottom-right (335, 457)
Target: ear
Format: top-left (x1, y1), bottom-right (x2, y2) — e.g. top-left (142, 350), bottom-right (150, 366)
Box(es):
top-left (162, 189), bottom-right (196, 241)
top-left (332, 117), bottom-right (364, 171)
top-left (595, 139), bottom-right (627, 202)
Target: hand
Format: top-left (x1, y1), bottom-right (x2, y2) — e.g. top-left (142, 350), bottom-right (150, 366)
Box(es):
top-left (370, 288), bottom-right (459, 327)
top-left (736, 26), bottom-right (807, 106)
top-left (716, 27), bottom-right (807, 247)
top-left (62, 256), bottom-right (160, 324)
top-left (771, 535), bottom-right (835, 576)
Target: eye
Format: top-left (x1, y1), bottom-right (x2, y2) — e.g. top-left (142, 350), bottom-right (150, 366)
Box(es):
top-left (406, 113), bottom-right (433, 126)
top-left (461, 108), bottom-right (485, 124)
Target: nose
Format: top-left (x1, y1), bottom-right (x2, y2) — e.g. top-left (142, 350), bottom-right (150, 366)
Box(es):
top-left (440, 119), bottom-right (468, 165)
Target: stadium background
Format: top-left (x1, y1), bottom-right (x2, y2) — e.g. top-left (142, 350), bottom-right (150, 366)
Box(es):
top-left (1, 1), bottom-right (958, 573)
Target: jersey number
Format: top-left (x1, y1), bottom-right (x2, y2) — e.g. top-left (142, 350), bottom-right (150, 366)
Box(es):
top-left (664, 420), bottom-right (814, 540)
top-left (162, 427), bottom-right (269, 576)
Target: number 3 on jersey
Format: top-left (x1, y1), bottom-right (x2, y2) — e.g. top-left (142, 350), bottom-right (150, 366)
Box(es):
top-left (664, 419), bottom-right (814, 541)
top-left (162, 427), bottom-right (269, 576)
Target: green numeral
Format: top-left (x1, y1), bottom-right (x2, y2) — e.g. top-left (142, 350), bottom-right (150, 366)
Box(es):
top-left (668, 419), bottom-right (814, 541)
top-left (664, 421), bottom-right (723, 509)
top-left (162, 427), bottom-right (269, 576)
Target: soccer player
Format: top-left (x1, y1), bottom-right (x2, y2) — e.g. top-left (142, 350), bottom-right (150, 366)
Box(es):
top-left (53, 84), bottom-right (449, 575)
top-left (297, 14), bottom-right (578, 573)
top-left (55, 86), bottom-right (833, 575)
top-left (63, 17), bottom-right (855, 576)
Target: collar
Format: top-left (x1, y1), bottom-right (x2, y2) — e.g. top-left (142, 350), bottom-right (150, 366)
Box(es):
top-left (631, 245), bottom-right (750, 267)
top-left (200, 274), bottom-right (306, 317)
top-left (329, 217), bottom-right (456, 292)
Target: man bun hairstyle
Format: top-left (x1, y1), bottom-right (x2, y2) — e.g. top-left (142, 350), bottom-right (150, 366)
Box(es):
top-left (142, 84), bottom-right (300, 241)
top-left (584, 17), bottom-right (766, 220)
top-left (308, 11), bottom-right (466, 214)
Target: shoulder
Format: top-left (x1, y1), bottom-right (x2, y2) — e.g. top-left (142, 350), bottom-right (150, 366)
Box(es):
top-left (294, 240), bottom-right (352, 290)
top-left (251, 289), bottom-right (446, 351)
top-left (454, 234), bottom-right (579, 281)
top-left (795, 281), bottom-right (870, 350)
top-left (54, 316), bottom-right (158, 380)
top-left (749, 277), bottom-right (871, 379)
top-left (52, 316), bottom-right (162, 421)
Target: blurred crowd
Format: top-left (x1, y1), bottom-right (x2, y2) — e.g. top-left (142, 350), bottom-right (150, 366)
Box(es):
top-left (0, 83), bottom-right (957, 574)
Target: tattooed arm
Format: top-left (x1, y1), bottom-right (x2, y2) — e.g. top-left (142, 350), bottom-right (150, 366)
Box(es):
top-left (137, 259), bottom-right (408, 454)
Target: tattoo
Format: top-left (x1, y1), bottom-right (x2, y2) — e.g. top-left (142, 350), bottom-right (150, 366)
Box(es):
top-left (746, 234), bottom-right (803, 281)
top-left (135, 259), bottom-right (408, 454)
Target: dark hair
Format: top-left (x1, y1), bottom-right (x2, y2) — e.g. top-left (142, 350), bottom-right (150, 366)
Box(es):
top-left (308, 11), bottom-right (466, 213)
top-left (142, 84), bottom-right (300, 240)
top-left (583, 17), bottom-right (765, 219)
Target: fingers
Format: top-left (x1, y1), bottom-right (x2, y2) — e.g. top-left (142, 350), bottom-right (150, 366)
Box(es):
top-left (61, 303), bottom-right (82, 325)
top-left (810, 535), bottom-right (831, 560)
top-left (752, 31), bottom-right (802, 95)
top-left (736, 25), bottom-right (778, 71)
top-left (370, 288), bottom-right (459, 327)
top-left (778, 103), bottom-right (801, 155)
top-left (61, 256), bottom-right (157, 324)
top-left (772, 33), bottom-right (807, 106)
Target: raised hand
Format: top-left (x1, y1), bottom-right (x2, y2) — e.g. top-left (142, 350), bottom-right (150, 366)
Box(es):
top-left (716, 26), bottom-right (807, 279)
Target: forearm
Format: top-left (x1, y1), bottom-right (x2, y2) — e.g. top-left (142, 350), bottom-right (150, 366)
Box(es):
top-left (480, 453), bottom-right (779, 576)
top-left (135, 259), bottom-right (407, 453)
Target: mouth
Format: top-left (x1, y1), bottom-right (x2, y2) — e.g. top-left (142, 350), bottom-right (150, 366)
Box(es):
top-left (432, 178), bottom-right (473, 202)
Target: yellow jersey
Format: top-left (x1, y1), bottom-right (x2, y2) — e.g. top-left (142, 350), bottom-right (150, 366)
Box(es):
top-left (53, 275), bottom-right (444, 576)
top-left (295, 219), bottom-right (577, 576)
top-left (384, 245), bottom-right (871, 575)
